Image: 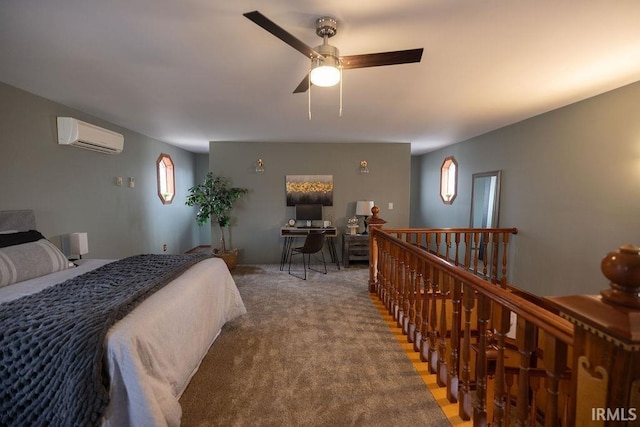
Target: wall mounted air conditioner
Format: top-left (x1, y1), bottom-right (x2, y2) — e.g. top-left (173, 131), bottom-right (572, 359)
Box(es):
top-left (57, 117), bottom-right (124, 154)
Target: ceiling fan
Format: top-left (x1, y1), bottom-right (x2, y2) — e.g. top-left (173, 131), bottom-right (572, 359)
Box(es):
top-left (243, 11), bottom-right (424, 94)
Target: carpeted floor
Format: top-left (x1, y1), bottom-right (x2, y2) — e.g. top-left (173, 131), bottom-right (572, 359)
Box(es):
top-left (179, 264), bottom-right (450, 426)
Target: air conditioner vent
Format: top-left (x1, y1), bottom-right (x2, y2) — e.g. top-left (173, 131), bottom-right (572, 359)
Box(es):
top-left (57, 117), bottom-right (124, 154)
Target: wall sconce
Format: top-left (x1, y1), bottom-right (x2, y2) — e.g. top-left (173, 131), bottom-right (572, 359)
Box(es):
top-left (359, 160), bottom-right (370, 174)
top-left (255, 158), bottom-right (265, 174)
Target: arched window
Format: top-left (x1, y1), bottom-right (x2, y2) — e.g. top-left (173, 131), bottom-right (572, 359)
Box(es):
top-left (440, 155), bottom-right (457, 204)
top-left (156, 153), bottom-right (175, 204)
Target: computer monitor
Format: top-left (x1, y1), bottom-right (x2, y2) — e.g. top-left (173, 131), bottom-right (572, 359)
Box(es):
top-left (295, 204), bottom-right (323, 221)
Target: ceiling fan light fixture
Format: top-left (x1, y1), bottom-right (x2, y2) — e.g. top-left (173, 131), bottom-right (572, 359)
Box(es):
top-left (310, 43), bottom-right (341, 87)
top-left (310, 64), bottom-right (340, 87)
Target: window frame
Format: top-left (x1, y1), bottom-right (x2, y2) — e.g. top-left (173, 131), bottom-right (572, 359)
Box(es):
top-left (156, 153), bottom-right (175, 204)
top-left (440, 155), bottom-right (458, 205)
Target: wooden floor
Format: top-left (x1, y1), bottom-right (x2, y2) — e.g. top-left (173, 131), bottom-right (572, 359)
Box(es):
top-left (371, 295), bottom-right (473, 427)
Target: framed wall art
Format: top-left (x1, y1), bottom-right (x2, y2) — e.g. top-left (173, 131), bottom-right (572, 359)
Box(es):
top-left (285, 175), bottom-right (333, 206)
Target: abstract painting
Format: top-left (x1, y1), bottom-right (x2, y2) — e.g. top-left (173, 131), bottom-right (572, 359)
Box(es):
top-left (285, 175), bottom-right (333, 206)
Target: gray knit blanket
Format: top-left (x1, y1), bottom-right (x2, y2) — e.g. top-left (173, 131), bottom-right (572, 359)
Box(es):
top-left (0, 253), bottom-right (210, 427)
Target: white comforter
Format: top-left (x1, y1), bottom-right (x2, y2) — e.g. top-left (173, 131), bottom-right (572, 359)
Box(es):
top-left (0, 257), bottom-right (246, 427)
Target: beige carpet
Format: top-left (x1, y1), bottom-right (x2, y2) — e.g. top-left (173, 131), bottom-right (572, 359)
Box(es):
top-left (179, 264), bottom-right (450, 426)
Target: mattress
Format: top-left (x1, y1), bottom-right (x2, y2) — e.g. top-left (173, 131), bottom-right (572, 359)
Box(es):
top-left (0, 257), bottom-right (246, 426)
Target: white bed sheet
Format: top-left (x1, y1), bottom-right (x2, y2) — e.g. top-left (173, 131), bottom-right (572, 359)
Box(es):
top-left (0, 257), bottom-right (246, 427)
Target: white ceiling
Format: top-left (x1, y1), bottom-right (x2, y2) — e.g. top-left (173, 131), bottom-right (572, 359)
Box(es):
top-left (2, 1), bottom-right (640, 154)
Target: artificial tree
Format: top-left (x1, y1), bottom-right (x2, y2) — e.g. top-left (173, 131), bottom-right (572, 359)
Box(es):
top-left (185, 173), bottom-right (248, 254)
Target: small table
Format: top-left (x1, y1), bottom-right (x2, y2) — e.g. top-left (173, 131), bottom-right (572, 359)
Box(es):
top-left (342, 233), bottom-right (369, 268)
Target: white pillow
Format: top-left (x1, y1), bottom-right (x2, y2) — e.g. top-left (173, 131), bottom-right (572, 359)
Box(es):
top-left (0, 239), bottom-right (71, 287)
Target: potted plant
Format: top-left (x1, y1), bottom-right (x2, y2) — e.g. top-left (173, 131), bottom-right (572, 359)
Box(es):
top-left (185, 172), bottom-right (248, 269)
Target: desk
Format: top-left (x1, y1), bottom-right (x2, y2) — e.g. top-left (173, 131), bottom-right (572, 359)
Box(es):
top-left (280, 226), bottom-right (340, 271)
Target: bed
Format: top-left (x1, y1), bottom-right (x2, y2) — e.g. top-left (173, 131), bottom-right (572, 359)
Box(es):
top-left (0, 210), bottom-right (247, 426)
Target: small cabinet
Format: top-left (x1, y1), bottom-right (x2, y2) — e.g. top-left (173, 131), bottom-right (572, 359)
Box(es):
top-left (342, 234), bottom-right (369, 268)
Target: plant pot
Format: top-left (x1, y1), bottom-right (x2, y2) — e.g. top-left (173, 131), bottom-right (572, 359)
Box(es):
top-left (213, 248), bottom-right (238, 270)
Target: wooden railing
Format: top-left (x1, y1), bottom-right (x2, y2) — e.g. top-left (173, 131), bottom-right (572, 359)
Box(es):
top-left (368, 224), bottom-right (640, 426)
top-left (379, 227), bottom-right (518, 287)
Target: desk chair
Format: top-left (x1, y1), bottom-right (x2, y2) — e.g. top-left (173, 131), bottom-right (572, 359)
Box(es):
top-left (288, 230), bottom-right (327, 280)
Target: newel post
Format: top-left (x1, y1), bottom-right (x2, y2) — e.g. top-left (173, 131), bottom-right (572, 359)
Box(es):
top-left (367, 205), bottom-right (387, 293)
top-left (547, 244), bottom-right (640, 426)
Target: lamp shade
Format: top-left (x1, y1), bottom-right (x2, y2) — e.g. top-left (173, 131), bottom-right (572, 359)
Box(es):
top-left (70, 232), bottom-right (89, 256)
top-left (355, 201), bottom-right (374, 216)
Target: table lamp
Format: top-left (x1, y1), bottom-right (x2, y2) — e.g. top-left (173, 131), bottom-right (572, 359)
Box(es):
top-left (355, 201), bottom-right (374, 235)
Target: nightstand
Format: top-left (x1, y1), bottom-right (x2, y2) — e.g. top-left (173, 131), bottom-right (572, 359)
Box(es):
top-left (342, 234), bottom-right (369, 268)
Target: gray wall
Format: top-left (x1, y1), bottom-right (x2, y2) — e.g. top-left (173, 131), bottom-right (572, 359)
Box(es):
top-left (209, 141), bottom-right (411, 264)
top-left (411, 80), bottom-right (640, 297)
top-left (0, 82), bottom-right (201, 257)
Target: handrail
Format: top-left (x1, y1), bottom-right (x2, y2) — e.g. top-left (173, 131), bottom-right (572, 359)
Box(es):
top-left (371, 228), bottom-right (573, 345)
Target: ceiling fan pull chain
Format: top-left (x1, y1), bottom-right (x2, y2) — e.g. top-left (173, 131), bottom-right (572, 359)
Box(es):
top-left (308, 67), bottom-right (312, 120)
top-left (339, 67), bottom-right (343, 118)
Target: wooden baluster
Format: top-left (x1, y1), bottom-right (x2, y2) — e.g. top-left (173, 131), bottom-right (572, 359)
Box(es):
top-left (490, 232), bottom-right (499, 284)
top-left (420, 263), bottom-right (431, 362)
top-left (398, 253), bottom-right (411, 335)
top-left (454, 232), bottom-right (461, 266)
top-left (395, 251), bottom-right (404, 323)
top-left (413, 259), bottom-right (424, 350)
top-left (515, 318), bottom-right (536, 427)
top-left (428, 264), bottom-right (439, 374)
top-left (378, 248), bottom-right (387, 302)
top-left (472, 232), bottom-right (481, 274)
top-left (464, 232), bottom-right (472, 271)
top-left (378, 246), bottom-right (386, 303)
top-left (492, 304), bottom-right (512, 426)
top-left (474, 293), bottom-right (491, 426)
top-left (386, 251), bottom-right (395, 313)
top-left (445, 232), bottom-right (452, 262)
top-left (369, 230), bottom-right (376, 293)
top-left (501, 232), bottom-right (511, 288)
top-left (395, 248), bottom-right (402, 319)
top-left (559, 374), bottom-right (571, 427)
top-left (543, 336), bottom-right (568, 427)
top-left (406, 254), bottom-right (417, 342)
top-left (505, 370), bottom-right (515, 427)
top-left (459, 283), bottom-right (474, 421)
top-left (401, 252), bottom-right (411, 334)
top-left (437, 271), bottom-right (449, 387)
top-left (482, 231), bottom-right (489, 278)
top-left (384, 247), bottom-right (392, 306)
top-left (426, 232), bottom-right (433, 254)
top-left (528, 376), bottom-right (540, 427)
top-left (435, 232), bottom-right (442, 258)
top-left (447, 277), bottom-right (462, 403)
top-left (388, 250), bottom-right (396, 315)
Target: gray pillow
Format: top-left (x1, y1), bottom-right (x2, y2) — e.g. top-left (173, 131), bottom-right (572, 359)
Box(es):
top-left (0, 239), bottom-right (71, 287)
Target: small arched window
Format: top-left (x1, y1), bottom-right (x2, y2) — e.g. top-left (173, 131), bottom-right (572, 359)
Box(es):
top-left (440, 155), bottom-right (457, 205)
top-left (156, 153), bottom-right (175, 204)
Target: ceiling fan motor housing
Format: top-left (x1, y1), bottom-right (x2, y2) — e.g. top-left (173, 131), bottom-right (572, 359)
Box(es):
top-left (314, 43), bottom-right (340, 67)
top-left (315, 17), bottom-right (337, 38)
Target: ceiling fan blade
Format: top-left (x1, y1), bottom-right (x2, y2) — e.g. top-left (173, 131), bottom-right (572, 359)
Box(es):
top-left (293, 74), bottom-right (311, 93)
top-left (341, 48), bottom-right (424, 69)
top-left (243, 11), bottom-right (322, 59)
